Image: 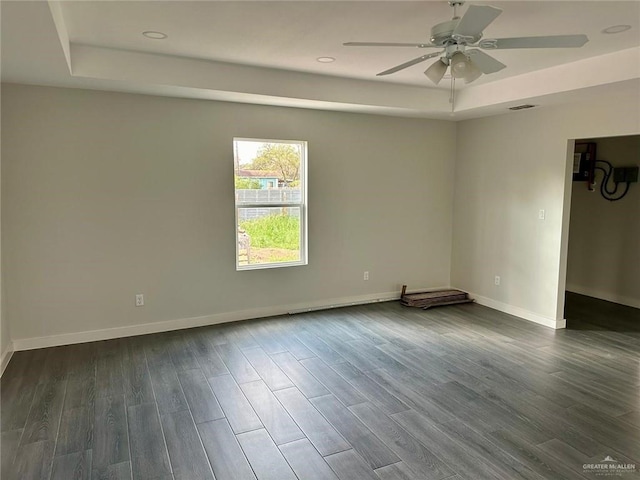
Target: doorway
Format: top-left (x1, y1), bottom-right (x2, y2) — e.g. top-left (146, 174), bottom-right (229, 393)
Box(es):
top-left (563, 135), bottom-right (640, 329)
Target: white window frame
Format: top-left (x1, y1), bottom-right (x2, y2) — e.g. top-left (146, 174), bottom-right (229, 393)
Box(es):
top-left (234, 137), bottom-right (308, 271)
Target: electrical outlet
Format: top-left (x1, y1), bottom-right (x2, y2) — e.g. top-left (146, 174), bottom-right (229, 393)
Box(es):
top-left (135, 294), bottom-right (144, 307)
top-left (364, 271), bottom-right (369, 281)
top-left (494, 276), bottom-right (501, 286)
top-left (538, 209), bottom-right (545, 220)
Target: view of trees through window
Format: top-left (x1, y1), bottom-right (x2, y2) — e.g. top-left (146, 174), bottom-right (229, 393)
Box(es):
top-left (234, 139), bottom-right (306, 269)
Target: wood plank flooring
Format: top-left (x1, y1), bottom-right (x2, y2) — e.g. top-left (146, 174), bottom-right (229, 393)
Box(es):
top-left (2, 296), bottom-right (639, 480)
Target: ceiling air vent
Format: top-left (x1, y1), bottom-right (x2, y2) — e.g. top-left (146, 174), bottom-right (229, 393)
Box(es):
top-left (508, 104), bottom-right (537, 111)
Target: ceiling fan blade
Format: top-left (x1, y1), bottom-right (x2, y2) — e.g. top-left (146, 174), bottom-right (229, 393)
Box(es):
top-left (480, 34), bottom-right (588, 49)
top-left (453, 5), bottom-right (502, 40)
top-left (466, 49), bottom-right (506, 74)
top-left (344, 42), bottom-right (437, 48)
top-left (377, 51), bottom-right (443, 76)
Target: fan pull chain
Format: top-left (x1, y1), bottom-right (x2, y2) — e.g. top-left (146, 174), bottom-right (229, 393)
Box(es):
top-left (449, 76), bottom-right (456, 114)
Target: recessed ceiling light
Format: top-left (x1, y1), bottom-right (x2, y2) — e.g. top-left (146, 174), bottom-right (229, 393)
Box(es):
top-left (602, 25), bottom-right (631, 34)
top-left (316, 57), bottom-right (336, 63)
top-left (143, 31), bottom-right (168, 40)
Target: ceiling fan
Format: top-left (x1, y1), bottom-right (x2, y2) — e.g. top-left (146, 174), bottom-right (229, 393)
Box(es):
top-left (344, 1), bottom-right (588, 87)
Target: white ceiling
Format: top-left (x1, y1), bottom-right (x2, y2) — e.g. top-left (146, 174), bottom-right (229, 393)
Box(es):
top-left (2, 1), bottom-right (640, 119)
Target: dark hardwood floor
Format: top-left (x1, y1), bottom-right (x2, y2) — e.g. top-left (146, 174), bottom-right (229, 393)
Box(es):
top-left (2, 298), bottom-right (639, 480)
top-left (565, 291), bottom-right (640, 331)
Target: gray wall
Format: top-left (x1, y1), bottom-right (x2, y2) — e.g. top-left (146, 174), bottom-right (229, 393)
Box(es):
top-left (452, 92), bottom-right (640, 324)
top-left (567, 135), bottom-right (640, 308)
top-left (5, 82), bottom-right (637, 349)
top-left (1, 84), bottom-right (456, 344)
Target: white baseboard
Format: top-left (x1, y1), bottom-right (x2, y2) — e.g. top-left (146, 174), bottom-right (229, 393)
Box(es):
top-left (566, 284), bottom-right (640, 309)
top-left (11, 287), bottom-right (447, 352)
top-left (465, 292), bottom-right (566, 329)
top-left (1, 342), bottom-right (14, 377)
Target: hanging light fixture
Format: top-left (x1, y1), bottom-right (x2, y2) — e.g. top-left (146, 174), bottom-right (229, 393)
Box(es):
top-left (424, 59), bottom-right (448, 85)
top-left (423, 49), bottom-right (482, 114)
top-left (450, 52), bottom-right (471, 79)
top-left (463, 61), bottom-right (482, 83)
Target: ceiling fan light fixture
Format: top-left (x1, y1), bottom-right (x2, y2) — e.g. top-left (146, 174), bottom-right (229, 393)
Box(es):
top-left (450, 52), bottom-right (470, 78)
top-left (424, 59), bottom-right (448, 85)
top-left (463, 61), bottom-right (482, 83)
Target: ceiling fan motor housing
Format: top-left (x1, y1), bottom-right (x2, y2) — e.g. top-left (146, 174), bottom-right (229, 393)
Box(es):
top-left (430, 19), bottom-right (482, 46)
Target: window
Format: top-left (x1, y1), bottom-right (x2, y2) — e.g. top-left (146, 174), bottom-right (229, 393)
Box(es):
top-left (234, 138), bottom-right (307, 270)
